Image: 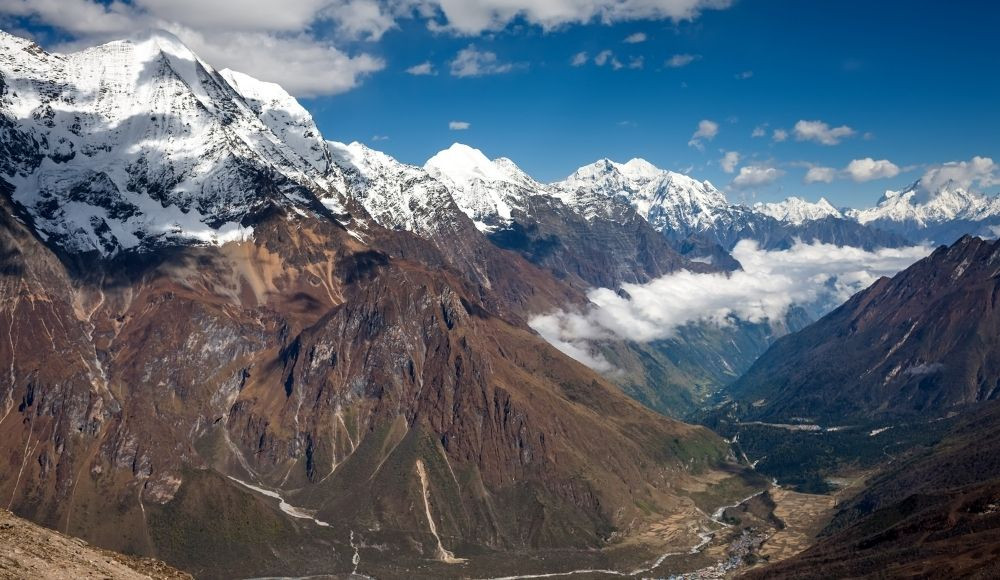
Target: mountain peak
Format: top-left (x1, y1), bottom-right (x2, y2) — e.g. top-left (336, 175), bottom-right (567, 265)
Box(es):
top-left (753, 196), bottom-right (843, 225)
top-left (425, 143), bottom-right (506, 188)
top-left (619, 157), bottom-right (662, 180)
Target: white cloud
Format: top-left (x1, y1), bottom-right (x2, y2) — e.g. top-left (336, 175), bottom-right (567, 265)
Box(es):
top-left (628, 55), bottom-right (644, 69)
top-left (371, 134), bottom-right (390, 141)
top-left (720, 151), bottom-right (740, 173)
top-left (793, 119), bottom-right (857, 145)
top-left (751, 124), bottom-right (767, 138)
top-left (530, 241), bottom-right (931, 369)
top-left (448, 120), bottom-right (470, 130)
top-left (734, 70), bottom-right (753, 79)
top-left (920, 156), bottom-right (998, 192)
top-left (844, 158), bottom-right (900, 182)
top-left (571, 51), bottom-right (589, 66)
top-left (422, 0), bottom-right (734, 35)
top-left (406, 61), bottom-right (436, 75)
top-left (449, 45), bottom-right (515, 76)
top-left (665, 53), bottom-right (699, 68)
top-left (732, 164), bottom-right (784, 188)
top-left (594, 49), bottom-right (623, 69)
top-left (772, 128), bottom-right (788, 142)
top-left (5, 0), bottom-right (736, 94)
top-left (624, 31), bottom-right (647, 43)
top-left (168, 27), bottom-right (384, 97)
top-left (687, 119), bottom-right (719, 149)
top-left (3, 0), bottom-right (385, 96)
top-left (804, 166), bottom-right (836, 184)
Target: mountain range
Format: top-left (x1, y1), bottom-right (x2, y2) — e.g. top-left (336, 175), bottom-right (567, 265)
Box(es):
top-left (0, 29), bottom-right (748, 579)
top-left (3, 27), bottom-right (1000, 579)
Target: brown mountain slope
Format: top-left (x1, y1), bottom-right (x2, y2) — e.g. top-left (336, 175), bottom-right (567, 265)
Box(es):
top-left (0, 190), bottom-right (744, 578)
top-left (0, 509), bottom-right (190, 580)
top-left (724, 235), bottom-right (1000, 424)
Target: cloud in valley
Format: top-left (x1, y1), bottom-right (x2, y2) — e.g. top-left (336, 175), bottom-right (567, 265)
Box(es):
top-left (531, 241), bottom-right (931, 370)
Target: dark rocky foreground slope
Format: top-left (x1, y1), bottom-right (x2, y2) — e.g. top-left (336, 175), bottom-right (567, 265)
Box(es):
top-left (743, 400), bottom-right (1000, 579)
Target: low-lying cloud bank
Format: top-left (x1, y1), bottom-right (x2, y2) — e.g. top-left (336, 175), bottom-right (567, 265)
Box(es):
top-left (530, 240), bottom-right (932, 371)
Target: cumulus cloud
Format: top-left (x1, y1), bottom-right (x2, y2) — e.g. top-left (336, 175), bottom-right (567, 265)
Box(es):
top-left (5, 0), bottom-right (736, 94)
top-left (688, 119), bottom-right (719, 149)
top-left (530, 241), bottom-right (931, 370)
top-left (720, 151), bottom-right (740, 173)
top-left (793, 119), bottom-right (857, 145)
top-left (732, 165), bottom-right (784, 188)
top-left (624, 31), bottom-right (647, 43)
top-left (920, 156), bottom-right (998, 192)
top-left (804, 166), bottom-right (836, 184)
top-left (628, 55), bottom-right (644, 69)
top-left (571, 51), bottom-right (589, 66)
top-left (665, 53), bottom-right (700, 68)
top-left (772, 128), bottom-right (788, 142)
top-left (1, 0), bottom-right (386, 96)
top-left (448, 120), bottom-right (471, 130)
top-left (449, 45), bottom-right (515, 76)
top-left (751, 124), bottom-right (767, 138)
top-left (844, 157), bottom-right (900, 182)
top-left (421, 0), bottom-right (734, 35)
top-left (406, 61), bottom-right (436, 75)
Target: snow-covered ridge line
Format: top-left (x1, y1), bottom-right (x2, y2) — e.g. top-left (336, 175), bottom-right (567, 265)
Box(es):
top-left (2, 27), bottom-right (997, 259)
top-left (0, 28), bottom-right (352, 257)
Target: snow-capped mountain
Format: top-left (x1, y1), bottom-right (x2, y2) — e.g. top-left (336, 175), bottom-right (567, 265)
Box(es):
top-left (327, 140), bottom-right (462, 236)
top-left (846, 181), bottom-right (1000, 242)
top-left (423, 143), bottom-right (538, 231)
top-left (420, 143), bottom-right (703, 287)
top-left (754, 196), bottom-right (842, 225)
top-left (0, 29), bottom-right (351, 256)
top-left (219, 68), bottom-right (333, 175)
top-left (551, 158), bottom-right (734, 233)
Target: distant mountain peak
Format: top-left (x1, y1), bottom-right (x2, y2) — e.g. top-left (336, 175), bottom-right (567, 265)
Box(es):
top-left (753, 196), bottom-right (843, 225)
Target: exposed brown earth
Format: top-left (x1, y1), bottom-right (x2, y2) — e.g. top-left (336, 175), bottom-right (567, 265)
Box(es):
top-left (0, 508), bottom-right (190, 580)
top-left (0, 187), bottom-right (747, 578)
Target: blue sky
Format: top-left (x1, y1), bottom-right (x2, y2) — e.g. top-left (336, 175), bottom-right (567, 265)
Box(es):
top-left (4, 0), bottom-right (999, 206)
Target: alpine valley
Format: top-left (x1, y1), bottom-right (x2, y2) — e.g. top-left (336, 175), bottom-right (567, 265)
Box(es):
top-left (2, 27), bottom-right (1000, 580)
